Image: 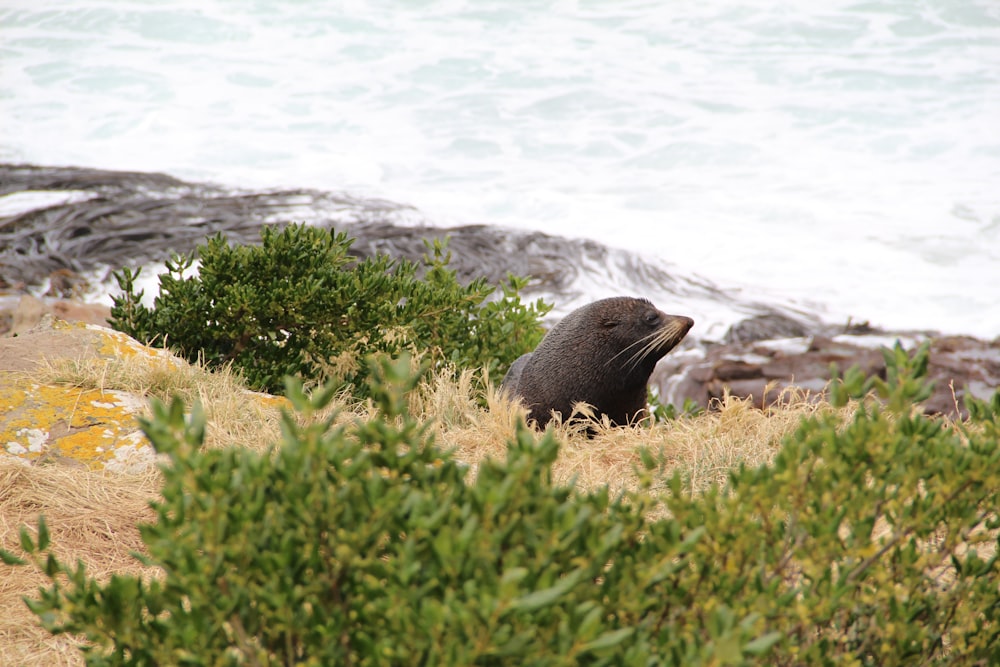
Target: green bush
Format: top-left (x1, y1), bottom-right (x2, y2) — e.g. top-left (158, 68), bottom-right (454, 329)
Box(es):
top-left (108, 224), bottom-right (550, 395)
top-left (658, 342), bottom-right (1000, 664)
top-left (5, 346), bottom-right (1000, 665)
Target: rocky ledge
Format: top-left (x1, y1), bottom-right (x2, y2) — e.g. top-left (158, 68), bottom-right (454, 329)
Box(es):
top-left (2, 163), bottom-right (997, 421)
top-left (654, 326), bottom-right (1000, 419)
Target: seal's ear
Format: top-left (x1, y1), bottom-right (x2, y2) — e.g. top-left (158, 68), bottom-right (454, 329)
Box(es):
top-left (600, 314), bottom-right (620, 328)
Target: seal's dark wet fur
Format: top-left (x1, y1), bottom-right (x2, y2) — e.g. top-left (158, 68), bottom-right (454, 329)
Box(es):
top-left (502, 297), bottom-right (694, 430)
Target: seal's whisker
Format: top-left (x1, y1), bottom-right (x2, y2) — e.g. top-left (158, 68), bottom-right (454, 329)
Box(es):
top-left (621, 324), bottom-right (682, 371)
top-left (624, 331), bottom-right (669, 371)
top-left (607, 332), bottom-right (655, 363)
top-left (623, 332), bottom-right (659, 365)
top-left (606, 328), bottom-right (661, 366)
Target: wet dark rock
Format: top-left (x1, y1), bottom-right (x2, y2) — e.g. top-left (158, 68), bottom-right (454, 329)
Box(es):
top-left (723, 313), bottom-right (814, 344)
top-left (0, 163), bottom-right (411, 288)
top-left (713, 360), bottom-right (765, 381)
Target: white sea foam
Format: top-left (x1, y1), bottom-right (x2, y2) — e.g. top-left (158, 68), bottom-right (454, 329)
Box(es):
top-left (0, 191), bottom-right (94, 217)
top-left (2, 0), bottom-right (998, 337)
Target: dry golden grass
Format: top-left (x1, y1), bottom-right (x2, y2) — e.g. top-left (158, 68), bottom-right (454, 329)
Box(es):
top-left (419, 369), bottom-right (848, 499)
top-left (0, 461), bottom-right (160, 665)
top-left (1, 360), bottom-right (848, 665)
top-left (2, 357), bottom-right (294, 663)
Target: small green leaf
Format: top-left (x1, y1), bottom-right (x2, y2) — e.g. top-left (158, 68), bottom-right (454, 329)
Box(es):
top-left (639, 446), bottom-right (656, 470)
top-left (0, 548), bottom-right (27, 566)
top-left (743, 631), bottom-right (782, 656)
top-left (509, 570), bottom-right (583, 612)
top-left (715, 634), bottom-right (743, 664)
top-left (37, 515), bottom-right (50, 551)
top-left (44, 552), bottom-right (60, 577)
top-left (19, 526), bottom-right (35, 553)
top-left (579, 627), bottom-right (635, 652)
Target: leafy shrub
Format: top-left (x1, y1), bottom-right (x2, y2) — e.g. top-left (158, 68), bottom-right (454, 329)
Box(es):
top-left (5, 346), bottom-right (1000, 665)
top-left (108, 224), bottom-right (550, 395)
top-left (657, 342), bottom-right (1000, 663)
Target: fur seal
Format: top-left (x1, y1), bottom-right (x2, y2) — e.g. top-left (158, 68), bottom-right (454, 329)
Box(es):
top-left (502, 297), bottom-right (694, 430)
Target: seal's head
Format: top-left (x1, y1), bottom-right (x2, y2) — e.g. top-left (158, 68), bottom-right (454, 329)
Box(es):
top-left (597, 297), bottom-right (694, 379)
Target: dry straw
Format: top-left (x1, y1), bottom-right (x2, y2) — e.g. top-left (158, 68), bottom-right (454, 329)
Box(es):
top-left (1, 360), bottom-right (845, 665)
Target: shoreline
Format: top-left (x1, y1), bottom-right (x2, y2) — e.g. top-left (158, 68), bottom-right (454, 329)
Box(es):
top-left (2, 163), bottom-right (997, 419)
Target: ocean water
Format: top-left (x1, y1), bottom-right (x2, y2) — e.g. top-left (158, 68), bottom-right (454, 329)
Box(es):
top-left (2, 0), bottom-right (999, 337)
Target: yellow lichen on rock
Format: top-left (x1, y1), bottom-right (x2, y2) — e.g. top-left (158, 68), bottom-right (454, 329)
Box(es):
top-left (0, 317), bottom-right (183, 471)
top-left (49, 318), bottom-right (183, 368)
top-left (1, 316), bottom-right (292, 471)
top-left (0, 380), bottom-right (151, 471)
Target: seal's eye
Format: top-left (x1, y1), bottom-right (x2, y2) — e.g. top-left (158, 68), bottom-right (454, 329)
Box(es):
top-left (644, 311), bottom-right (660, 326)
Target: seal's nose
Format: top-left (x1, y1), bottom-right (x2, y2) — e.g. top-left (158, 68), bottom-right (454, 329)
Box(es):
top-left (669, 315), bottom-right (695, 336)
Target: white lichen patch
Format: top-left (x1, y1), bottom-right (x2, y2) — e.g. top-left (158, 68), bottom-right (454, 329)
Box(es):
top-left (6, 441), bottom-right (28, 455)
top-left (104, 438), bottom-right (156, 474)
top-left (19, 428), bottom-right (48, 453)
top-left (104, 390), bottom-right (149, 413)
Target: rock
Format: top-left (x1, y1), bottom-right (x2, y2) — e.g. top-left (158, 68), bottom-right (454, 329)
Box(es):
top-left (3, 163), bottom-right (997, 423)
top-left (0, 317), bottom-right (180, 472)
top-left (723, 313), bottom-right (814, 344)
top-left (2, 294), bottom-right (111, 336)
top-left (0, 316), bottom-right (279, 472)
top-left (10, 295), bottom-right (44, 335)
top-left (50, 299), bottom-right (112, 328)
top-left (652, 333), bottom-right (1000, 419)
top-left (0, 163), bottom-right (819, 329)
